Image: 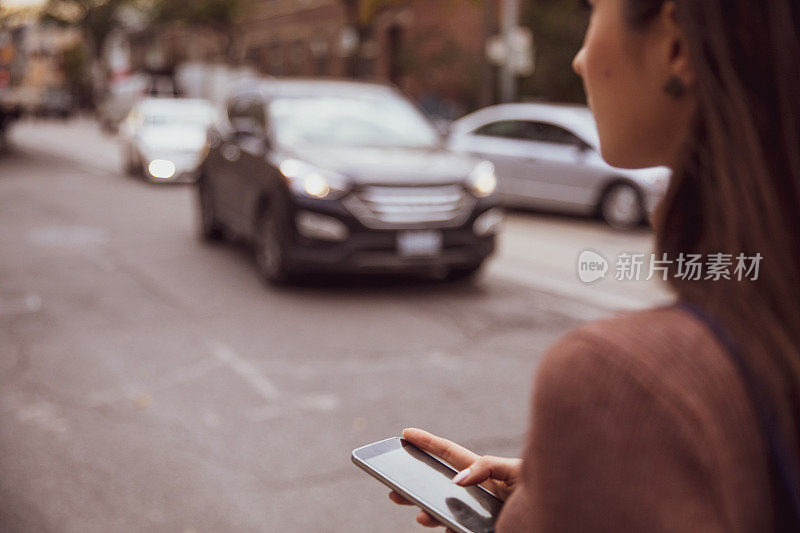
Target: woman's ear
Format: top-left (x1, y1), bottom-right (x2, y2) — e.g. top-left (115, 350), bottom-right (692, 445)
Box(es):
top-left (659, 0), bottom-right (695, 89)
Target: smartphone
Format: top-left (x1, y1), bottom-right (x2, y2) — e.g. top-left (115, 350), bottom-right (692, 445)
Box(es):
top-left (351, 437), bottom-right (503, 533)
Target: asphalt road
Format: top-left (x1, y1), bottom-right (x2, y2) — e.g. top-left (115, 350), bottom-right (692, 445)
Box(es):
top-left (0, 118), bottom-right (672, 532)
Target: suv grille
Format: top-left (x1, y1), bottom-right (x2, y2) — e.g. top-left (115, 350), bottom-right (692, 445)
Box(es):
top-left (343, 185), bottom-right (475, 229)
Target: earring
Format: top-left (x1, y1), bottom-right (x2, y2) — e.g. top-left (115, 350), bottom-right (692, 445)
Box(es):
top-left (663, 76), bottom-right (687, 98)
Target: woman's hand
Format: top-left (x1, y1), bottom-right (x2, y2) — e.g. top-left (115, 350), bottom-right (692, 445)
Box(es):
top-left (388, 428), bottom-right (522, 530)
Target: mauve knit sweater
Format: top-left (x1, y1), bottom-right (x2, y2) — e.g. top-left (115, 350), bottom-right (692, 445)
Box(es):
top-left (495, 306), bottom-right (774, 532)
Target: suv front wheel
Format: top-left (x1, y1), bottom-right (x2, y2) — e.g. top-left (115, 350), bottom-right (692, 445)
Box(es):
top-left (199, 177), bottom-right (224, 242)
top-left (255, 206), bottom-right (291, 285)
top-left (446, 262), bottom-right (483, 282)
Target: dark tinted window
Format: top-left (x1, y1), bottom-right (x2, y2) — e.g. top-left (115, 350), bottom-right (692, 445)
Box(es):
top-left (474, 120), bottom-right (582, 146)
top-left (520, 122), bottom-right (581, 145)
top-left (227, 96), bottom-right (266, 130)
top-left (473, 120), bottom-right (526, 139)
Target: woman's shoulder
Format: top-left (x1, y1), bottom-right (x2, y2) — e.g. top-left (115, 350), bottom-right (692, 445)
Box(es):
top-left (510, 306), bottom-right (772, 533)
top-left (535, 304), bottom-right (750, 429)
top-left (571, 304), bottom-right (718, 365)
top-left (545, 304), bottom-right (727, 375)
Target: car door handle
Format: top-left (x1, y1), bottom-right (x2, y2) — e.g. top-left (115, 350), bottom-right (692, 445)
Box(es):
top-left (222, 144), bottom-right (241, 162)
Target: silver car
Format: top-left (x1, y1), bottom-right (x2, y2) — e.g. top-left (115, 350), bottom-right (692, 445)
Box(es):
top-left (120, 98), bottom-right (216, 183)
top-left (446, 103), bottom-right (670, 228)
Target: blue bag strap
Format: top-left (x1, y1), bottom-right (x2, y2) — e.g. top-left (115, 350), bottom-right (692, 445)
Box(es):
top-left (678, 301), bottom-right (800, 531)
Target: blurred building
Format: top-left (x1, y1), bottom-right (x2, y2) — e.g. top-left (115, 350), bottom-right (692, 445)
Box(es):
top-left (238, 0), bottom-right (499, 117)
top-left (116, 0), bottom-right (501, 118)
top-left (1, 21), bottom-right (79, 87)
top-left (0, 19), bottom-right (81, 115)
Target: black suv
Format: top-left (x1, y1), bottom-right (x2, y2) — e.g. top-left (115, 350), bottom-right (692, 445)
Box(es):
top-left (197, 78), bottom-right (503, 283)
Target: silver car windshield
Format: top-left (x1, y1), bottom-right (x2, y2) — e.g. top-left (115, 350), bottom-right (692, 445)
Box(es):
top-left (269, 95), bottom-right (440, 148)
top-left (144, 110), bottom-right (214, 127)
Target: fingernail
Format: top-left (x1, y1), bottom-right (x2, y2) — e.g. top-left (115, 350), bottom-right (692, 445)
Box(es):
top-left (451, 468), bottom-right (471, 484)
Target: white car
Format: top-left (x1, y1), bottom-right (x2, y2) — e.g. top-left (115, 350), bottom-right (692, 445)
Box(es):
top-left (447, 103), bottom-right (671, 228)
top-left (120, 98), bottom-right (216, 183)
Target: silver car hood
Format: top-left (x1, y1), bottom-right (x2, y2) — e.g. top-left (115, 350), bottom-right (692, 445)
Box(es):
top-left (136, 125), bottom-right (207, 154)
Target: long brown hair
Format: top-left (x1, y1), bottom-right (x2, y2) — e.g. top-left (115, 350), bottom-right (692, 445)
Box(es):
top-left (627, 0), bottom-right (800, 512)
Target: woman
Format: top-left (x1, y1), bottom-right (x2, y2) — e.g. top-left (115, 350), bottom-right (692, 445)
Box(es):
top-left (391, 0), bottom-right (800, 530)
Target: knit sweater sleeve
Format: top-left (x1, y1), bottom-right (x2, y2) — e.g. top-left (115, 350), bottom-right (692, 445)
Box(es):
top-left (495, 329), bottom-right (731, 533)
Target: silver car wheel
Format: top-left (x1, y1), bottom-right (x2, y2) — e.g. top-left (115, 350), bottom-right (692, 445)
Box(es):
top-left (601, 183), bottom-right (644, 229)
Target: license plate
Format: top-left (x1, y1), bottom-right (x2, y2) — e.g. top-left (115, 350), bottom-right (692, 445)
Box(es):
top-left (397, 230), bottom-right (443, 257)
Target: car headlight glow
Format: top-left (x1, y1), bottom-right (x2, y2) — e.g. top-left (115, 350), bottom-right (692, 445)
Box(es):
top-left (467, 161), bottom-right (497, 197)
top-left (279, 159), bottom-right (348, 200)
top-left (148, 159), bottom-right (176, 179)
top-left (303, 173), bottom-right (330, 198)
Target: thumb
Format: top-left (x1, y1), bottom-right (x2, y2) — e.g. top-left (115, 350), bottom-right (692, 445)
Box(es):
top-left (451, 456), bottom-right (521, 486)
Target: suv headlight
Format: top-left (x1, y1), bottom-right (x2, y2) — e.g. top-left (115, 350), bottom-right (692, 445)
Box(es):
top-left (466, 161), bottom-right (497, 198)
top-left (279, 159), bottom-right (350, 200)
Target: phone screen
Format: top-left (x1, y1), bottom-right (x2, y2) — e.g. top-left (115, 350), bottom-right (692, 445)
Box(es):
top-left (353, 438), bottom-right (502, 533)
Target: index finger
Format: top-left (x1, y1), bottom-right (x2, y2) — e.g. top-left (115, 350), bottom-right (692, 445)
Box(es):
top-left (402, 428), bottom-right (479, 470)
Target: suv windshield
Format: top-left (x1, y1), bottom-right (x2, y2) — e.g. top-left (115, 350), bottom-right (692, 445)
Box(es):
top-left (269, 94), bottom-right (440, 148)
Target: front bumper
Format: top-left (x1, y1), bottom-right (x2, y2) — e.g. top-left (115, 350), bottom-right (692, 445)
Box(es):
top-left (282, 195), bottom-right (498, 274)
top-left (164, 169), bottom-right (201, 183)
top-left (142, 152), bottom-right (203, 183)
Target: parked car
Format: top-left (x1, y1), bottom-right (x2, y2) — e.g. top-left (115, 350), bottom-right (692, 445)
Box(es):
top-left (446, 103), bottom-right (671, 229)
top-left (198, 78), bottom-right (502, 283)
top-left (36, 87), bottom-right (75, 119)
top-left (120, 98), bottom-right (216, 182)
top-left (99, 74), bottom-right (178, 133)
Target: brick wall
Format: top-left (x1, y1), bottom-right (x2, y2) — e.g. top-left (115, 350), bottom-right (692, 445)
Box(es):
top-left (238, 0), bottom-right (499, 114)
top-left (241, 0), bottom-right (348, 77)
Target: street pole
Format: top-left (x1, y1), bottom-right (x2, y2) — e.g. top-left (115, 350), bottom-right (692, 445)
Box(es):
top-left (481, 0), bottom-right (498, 107)
top-left (341, 0), bottom-right (360, 78)
top-left (500, 0), bottom-right (519, 103)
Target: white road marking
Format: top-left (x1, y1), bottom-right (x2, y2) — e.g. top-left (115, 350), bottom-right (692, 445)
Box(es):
top-left (295, 394), bottom-right (340, 412)
top-left (211, 343), bottom-right (341, 420)
top-left (487, 259), bottom-right (674, 315)
top-left (211, 343), bottom-right (281, 402)
top-left (85, 344), bottom-right (340, 419)
top-left (487, 213), bottom-right (676, 318)
top-left (28, 226), bottom-right (110, 247)
top-left (87, 356), bottom-right (226, 408)
top-left (15, 401), bottom-right (69, 435)
top-left (0, 292), bottom-right (42, 316)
